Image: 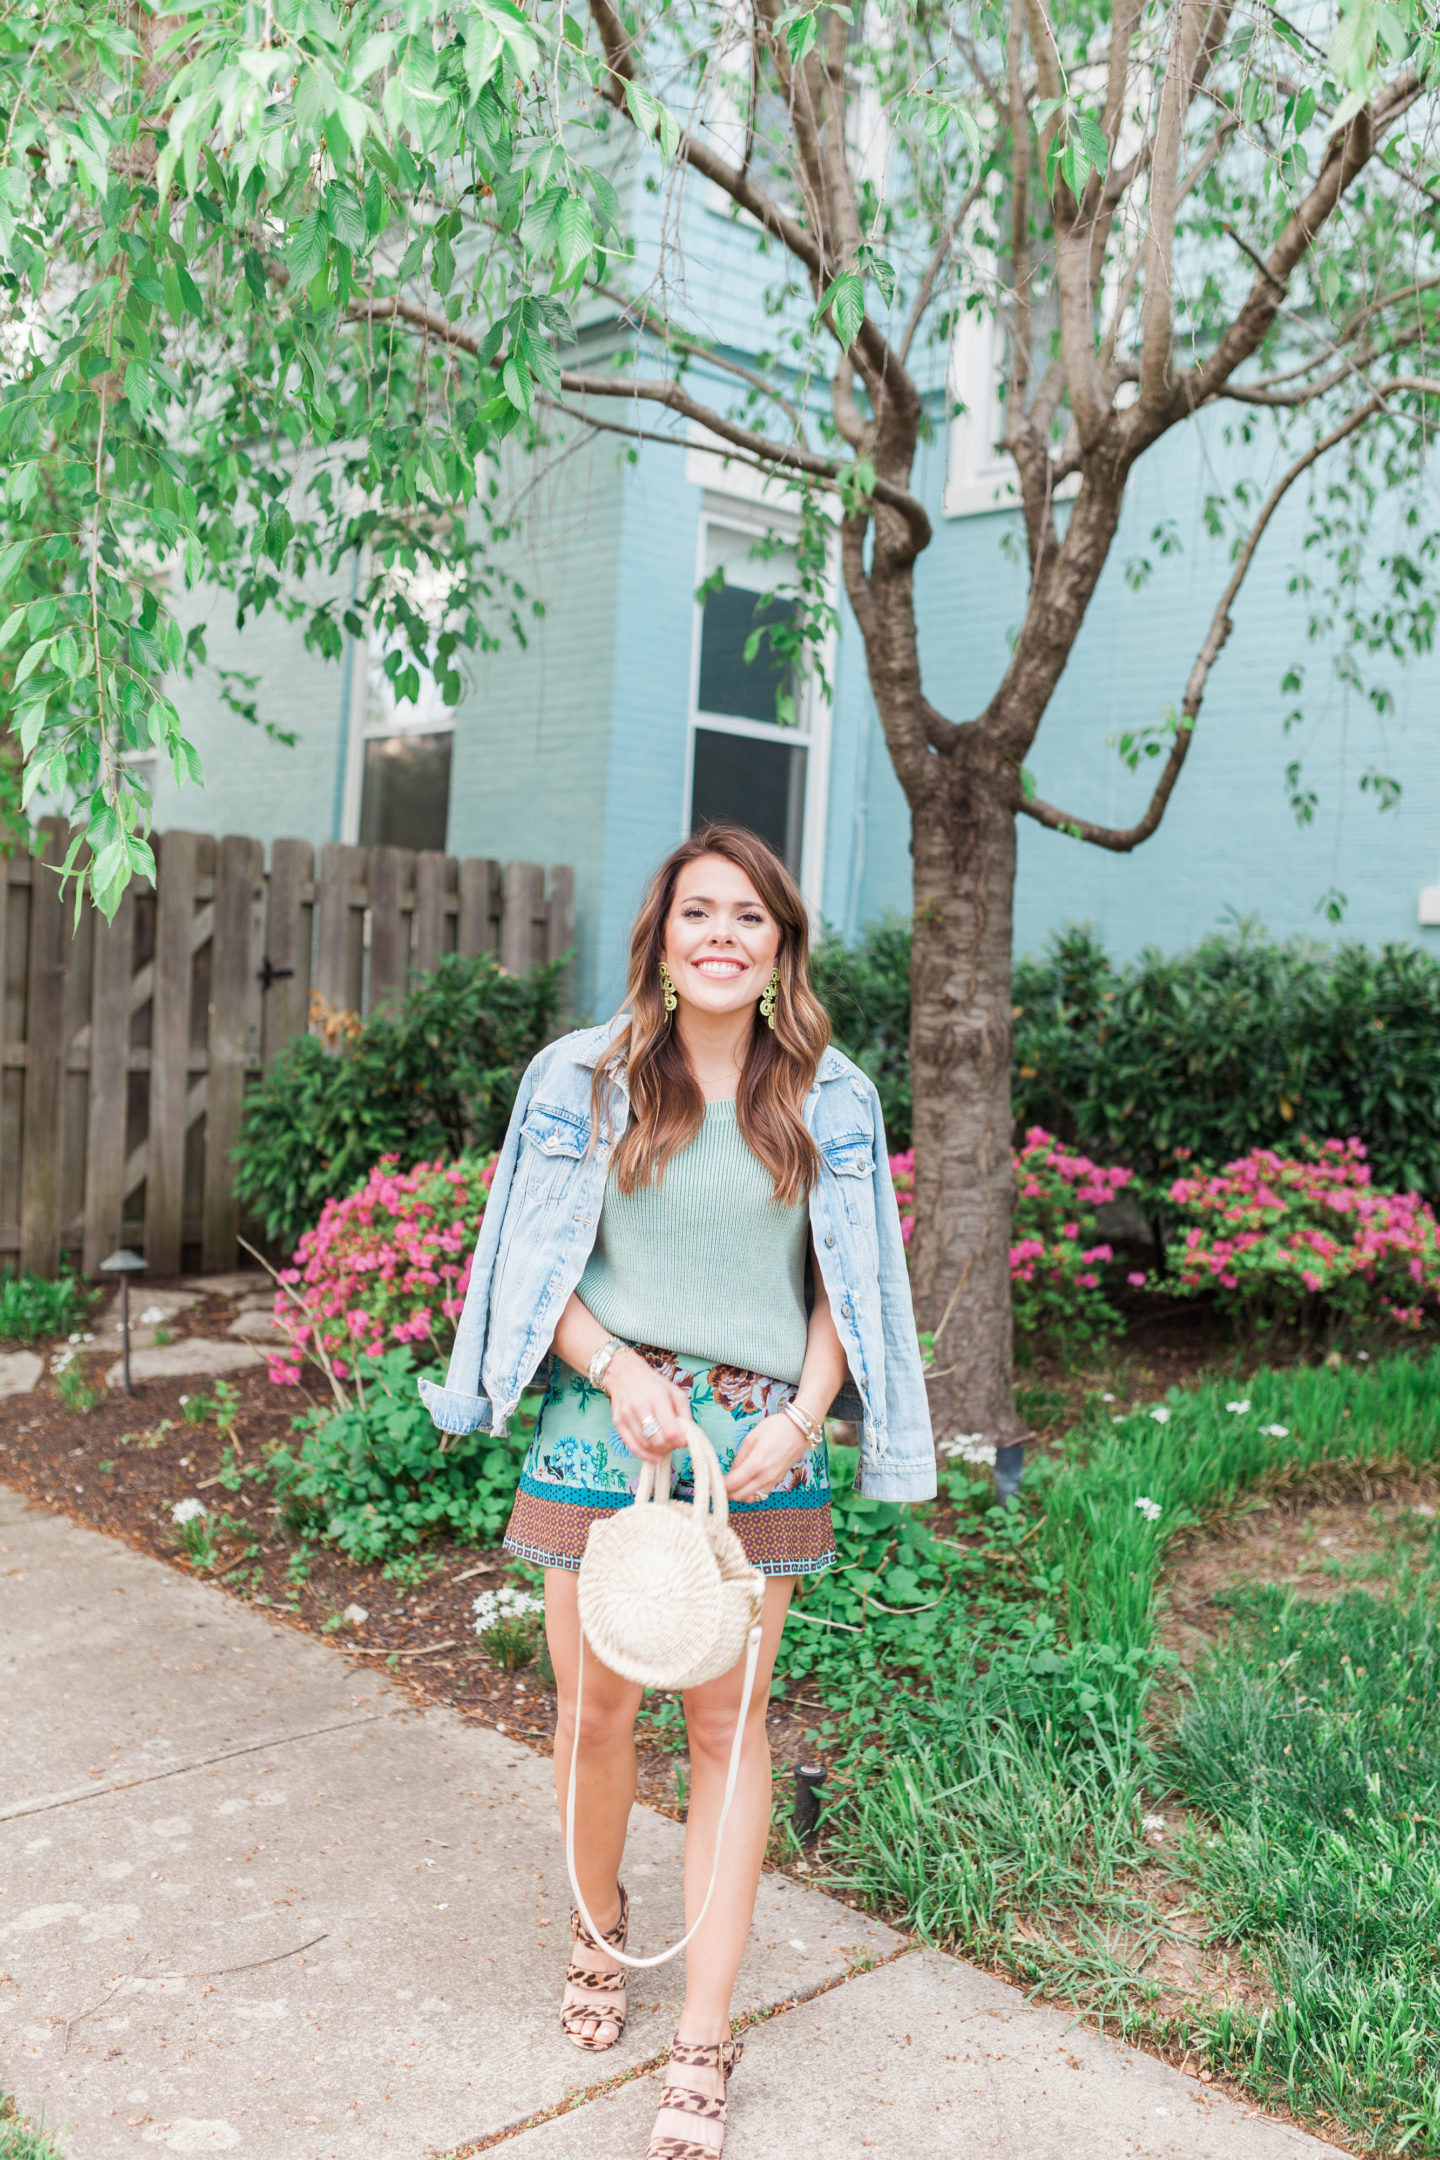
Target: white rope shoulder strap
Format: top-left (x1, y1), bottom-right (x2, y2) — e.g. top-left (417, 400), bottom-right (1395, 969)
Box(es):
top-left (563, 1420), bottom-right (767, 1969)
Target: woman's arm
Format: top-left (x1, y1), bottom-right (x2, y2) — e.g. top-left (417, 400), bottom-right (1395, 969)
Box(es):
top-left (723, 1241), bottom-right (849, 1502)
top-left (550, 1293), bottom-right (691, 1463)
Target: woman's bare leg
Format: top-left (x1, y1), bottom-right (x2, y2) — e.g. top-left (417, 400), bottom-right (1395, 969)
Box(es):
top-left (545, 1567), bottom-right (644, 2044)
top-left (678, 1575), bottom-right (794, 2033)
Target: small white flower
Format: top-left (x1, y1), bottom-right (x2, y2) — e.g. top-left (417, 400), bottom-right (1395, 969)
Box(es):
top-left (1225, 1399), bottom-right (1251, 1415)
top-left (343, 1603), bottom-right (369, 1625)
top-left (1134, 1495), bottom-right (1162, 1522)
top-left (171, 1497), bottom-right (207, 1525)
top-left (473, 1585), bottom-right (544, 1636)
top-left (941, 1433), bottom-right (996, 1466)
top-left (1357, 1350), bottom-right (1371, 1362)
top-left (1142, 1813), bottom-right (1166, 1837)
top-left (1112, 1415), bottom-right (1126, 1424)
top-left (1101, 1392), bottom-right (1116, 1403)
top-left (1148, 1406), bottom-right (1171, 1425)
top-left (178, 1394), bottom-right (189, 1406)
top-left (67, 1331), bottom-right (80, 1344)
top-left (139, 1305), bottom-right (167, 1326)
top-left (1261, 1424), bottom-right (1290, 1439)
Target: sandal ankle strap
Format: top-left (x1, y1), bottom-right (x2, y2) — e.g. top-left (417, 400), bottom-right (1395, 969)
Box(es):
top-left (570, 1883), bottom-right (628, 1949)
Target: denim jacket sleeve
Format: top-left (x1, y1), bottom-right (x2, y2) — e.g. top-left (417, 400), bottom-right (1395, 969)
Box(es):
top-left (416, 1051), bottom-right (543, 1436)
top-left (864, 1084), bottom-right (937, 1503)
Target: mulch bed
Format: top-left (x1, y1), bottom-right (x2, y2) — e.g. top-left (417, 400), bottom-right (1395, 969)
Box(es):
top-left (0, 1280), bottom-right (825, 1818)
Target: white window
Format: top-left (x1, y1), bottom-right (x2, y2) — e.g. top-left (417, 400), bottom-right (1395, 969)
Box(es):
top-left (341, 645), bottom-right (453, 853)
top-left (944, 301), bottom-right (1080, 519)
top-left (683, 503), bottom-right (833, 907)
top-left (944, 306), bottom-right (1016, 517)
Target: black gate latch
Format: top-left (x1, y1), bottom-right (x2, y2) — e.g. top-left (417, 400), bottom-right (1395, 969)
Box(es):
top-left (258, 956), bottom-right (296, 993)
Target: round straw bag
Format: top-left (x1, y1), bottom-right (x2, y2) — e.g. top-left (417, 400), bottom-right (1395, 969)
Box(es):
top-left (566, 1419), bottom-right (766, 1969)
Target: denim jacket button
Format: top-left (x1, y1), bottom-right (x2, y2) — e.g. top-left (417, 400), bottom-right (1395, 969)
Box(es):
top-left (824, 1232), bottom-right (836, 1248)
top-left (840, 1300), bottom-right (852, 1319)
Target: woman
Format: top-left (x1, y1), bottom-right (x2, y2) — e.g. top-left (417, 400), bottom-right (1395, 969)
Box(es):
top-left (421, 825), bottom-right (934, 2160)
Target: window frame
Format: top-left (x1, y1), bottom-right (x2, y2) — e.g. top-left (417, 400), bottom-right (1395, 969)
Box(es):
top-left (339, 637), bottom-right (457, 851)
top-left (682, 493), bottom-right (834, 910)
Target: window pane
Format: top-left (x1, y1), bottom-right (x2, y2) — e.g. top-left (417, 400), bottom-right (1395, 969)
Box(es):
top-left (359, 732), bottom-right (452, 852)
top-left (691, 727), bottom-right (805, 871)
top-left (697, 586), bottom-right (798, 725)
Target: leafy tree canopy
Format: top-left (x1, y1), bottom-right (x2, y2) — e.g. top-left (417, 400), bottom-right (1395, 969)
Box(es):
top-left (1, 0), bottom-right (1437, 919)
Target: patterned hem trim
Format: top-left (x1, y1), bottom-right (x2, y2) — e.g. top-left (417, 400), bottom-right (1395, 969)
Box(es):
top-left (517, 1468), bottom-right (827, 1513)
top-left (501, 1533), bottom-right (836, 1580)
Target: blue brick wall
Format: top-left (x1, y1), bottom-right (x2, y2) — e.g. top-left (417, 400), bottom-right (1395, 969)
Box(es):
top-left (445, 435), bottom-right (627, 1015)
top-left (844, 414), bottom-right (1440, 964)
top-left (145, 586), bottom-right (349, 846)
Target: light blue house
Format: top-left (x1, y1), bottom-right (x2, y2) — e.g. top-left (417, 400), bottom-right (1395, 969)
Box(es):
top-left (148, 160), bottom-right (1440, 1021)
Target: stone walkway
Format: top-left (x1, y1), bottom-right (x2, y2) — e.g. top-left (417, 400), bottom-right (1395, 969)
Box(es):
top-left (0, 1485), bottom-right (1348, 2160)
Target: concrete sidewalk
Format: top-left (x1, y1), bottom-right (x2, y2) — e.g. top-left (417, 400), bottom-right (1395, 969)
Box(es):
top-left (0, 1485), bottom-right (1348, 2160)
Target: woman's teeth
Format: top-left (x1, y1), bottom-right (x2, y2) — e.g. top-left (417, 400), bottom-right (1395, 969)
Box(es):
top-left (694, 959), bottom-right (744, 977)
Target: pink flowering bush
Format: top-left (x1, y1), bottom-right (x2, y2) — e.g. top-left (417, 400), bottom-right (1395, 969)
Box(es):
top-left (891, 1128), bottom-right (1133, 1355)
top-left (266, 1155), bottom-right (494, 1390)
top-left (1152, 1137), bottom-right (1440, 1337)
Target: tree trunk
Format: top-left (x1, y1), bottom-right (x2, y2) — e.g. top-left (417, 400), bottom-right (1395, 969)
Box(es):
top-left (906, 731), bottom-right (1028, 1486)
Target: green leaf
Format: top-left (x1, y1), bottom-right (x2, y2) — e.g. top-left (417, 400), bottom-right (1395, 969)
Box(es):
top-left (325, 182), bottom-right (367, 254)
top-left (553, 194), bottom-right (593, 280)
top-left (815, 270), bottom-right (864, 349)
top-left (1021, 766), bottom-right (1037, 804)
top-left (782, 10), bottom-right (818, 64)
top-left (0, 538), bottom-right (29, 589)
top-left (501, 353), bottom-right (533, 415)
top-left (124, 358), bottom-right (152, 417)
top-left (0, 607), bottom-right (27, 654)
top-left (624, 79), bottom-right (661, 140)
top-left (288, 208), bottom-right (328, 286)
top-left (14, 635), bottom-right (53, 686)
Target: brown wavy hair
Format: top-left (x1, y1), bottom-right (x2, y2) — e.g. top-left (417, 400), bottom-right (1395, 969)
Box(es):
top-left (591, 825), bottom-right (831, 1203)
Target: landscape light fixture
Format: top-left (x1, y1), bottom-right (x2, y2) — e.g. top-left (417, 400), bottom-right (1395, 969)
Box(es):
top-left (98, 1247), bottom-right (146, 1396)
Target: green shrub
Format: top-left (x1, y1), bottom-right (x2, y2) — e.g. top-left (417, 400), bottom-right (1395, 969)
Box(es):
top-left (818, 913), bottom-right (1440, 1193)
top-left (266, 1346), bottom-right (530, 1561)
top-left (811, 914), bottom-right (912, 1144)
top-left (0, 1269), bottom-right (95, 1343)
top-left (234, 951), bottom-right (566, 1247)
top-left (1014, 922), bottom-right (1440, 1196)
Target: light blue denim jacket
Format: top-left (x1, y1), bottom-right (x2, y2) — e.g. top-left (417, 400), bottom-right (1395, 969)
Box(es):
top-left (418, 1022), bottom-right (937, 1504)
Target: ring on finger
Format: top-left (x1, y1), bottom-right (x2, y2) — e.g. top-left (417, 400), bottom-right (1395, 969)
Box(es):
top-left (639, 1415), bottom-right (660, 1439)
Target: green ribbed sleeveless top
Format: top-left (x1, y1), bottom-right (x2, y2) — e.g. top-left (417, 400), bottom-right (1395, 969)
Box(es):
top-left (575, 1099), bottom-right (809, 1384)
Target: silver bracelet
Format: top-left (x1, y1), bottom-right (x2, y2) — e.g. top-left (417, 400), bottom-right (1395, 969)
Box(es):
top-left (587, 1337), bottom-right (629, 1394)
top-left (780, 1399), bottom-right (822, 1448)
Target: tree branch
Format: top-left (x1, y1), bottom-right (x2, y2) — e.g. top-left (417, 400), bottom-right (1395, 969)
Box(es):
top-left (898, 175), bottom-right (986, 369)
top-left (1017, 378), bottom-right (1440, 851)
top-left (342, 293), bottom-right (932, 527)
top-left (1177, 66), bottom-right (1421, 414)
top-left (1137, 0), bottom-right (1219, 413)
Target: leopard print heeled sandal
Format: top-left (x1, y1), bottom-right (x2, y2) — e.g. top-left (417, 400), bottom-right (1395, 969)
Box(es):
top-left (560, 1884), bottom-right (629, 2051)
top-left (645, 2033), bottom-right (745, 2160)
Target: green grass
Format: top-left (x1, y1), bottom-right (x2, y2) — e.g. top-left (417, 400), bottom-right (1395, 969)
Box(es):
top-left (0, 2090), bottom-right (65, 2160)
top-left (1169, 1566), bottom-right (1440, 2152)
top-left (0, 1270), bottom-right (95, 1345)
top-left (810, 1353), bottom-right (1440, 2155)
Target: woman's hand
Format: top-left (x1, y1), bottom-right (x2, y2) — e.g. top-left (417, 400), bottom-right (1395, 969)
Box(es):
top-left (604, 1350), bottom-right (691, 1464)
top-left (723, 1412), bottom-right (811, 1503)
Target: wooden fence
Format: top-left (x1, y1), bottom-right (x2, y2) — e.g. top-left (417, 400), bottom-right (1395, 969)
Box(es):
top-left (0, 818), bottom-right (575, 1279)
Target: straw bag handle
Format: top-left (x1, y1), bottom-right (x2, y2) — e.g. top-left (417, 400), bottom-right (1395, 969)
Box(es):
top-left (632, 1417), bottom-right (729, 1533)
top-left (564, 1423), bottom-right (760, 1969)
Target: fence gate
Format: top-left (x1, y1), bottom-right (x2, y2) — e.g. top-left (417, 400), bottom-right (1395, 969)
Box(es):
top-left (0, 818), bottom-right (575, 1279)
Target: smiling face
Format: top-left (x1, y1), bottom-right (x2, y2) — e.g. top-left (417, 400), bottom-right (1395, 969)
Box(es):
top-left (662, 852), bottom-right (783, 1018)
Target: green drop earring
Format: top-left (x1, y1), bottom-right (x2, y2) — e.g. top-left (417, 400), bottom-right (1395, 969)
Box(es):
top-left (658, 957), bottom-right (678, 1014)
top-left (758, 967), bottom-right (780, 1028)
